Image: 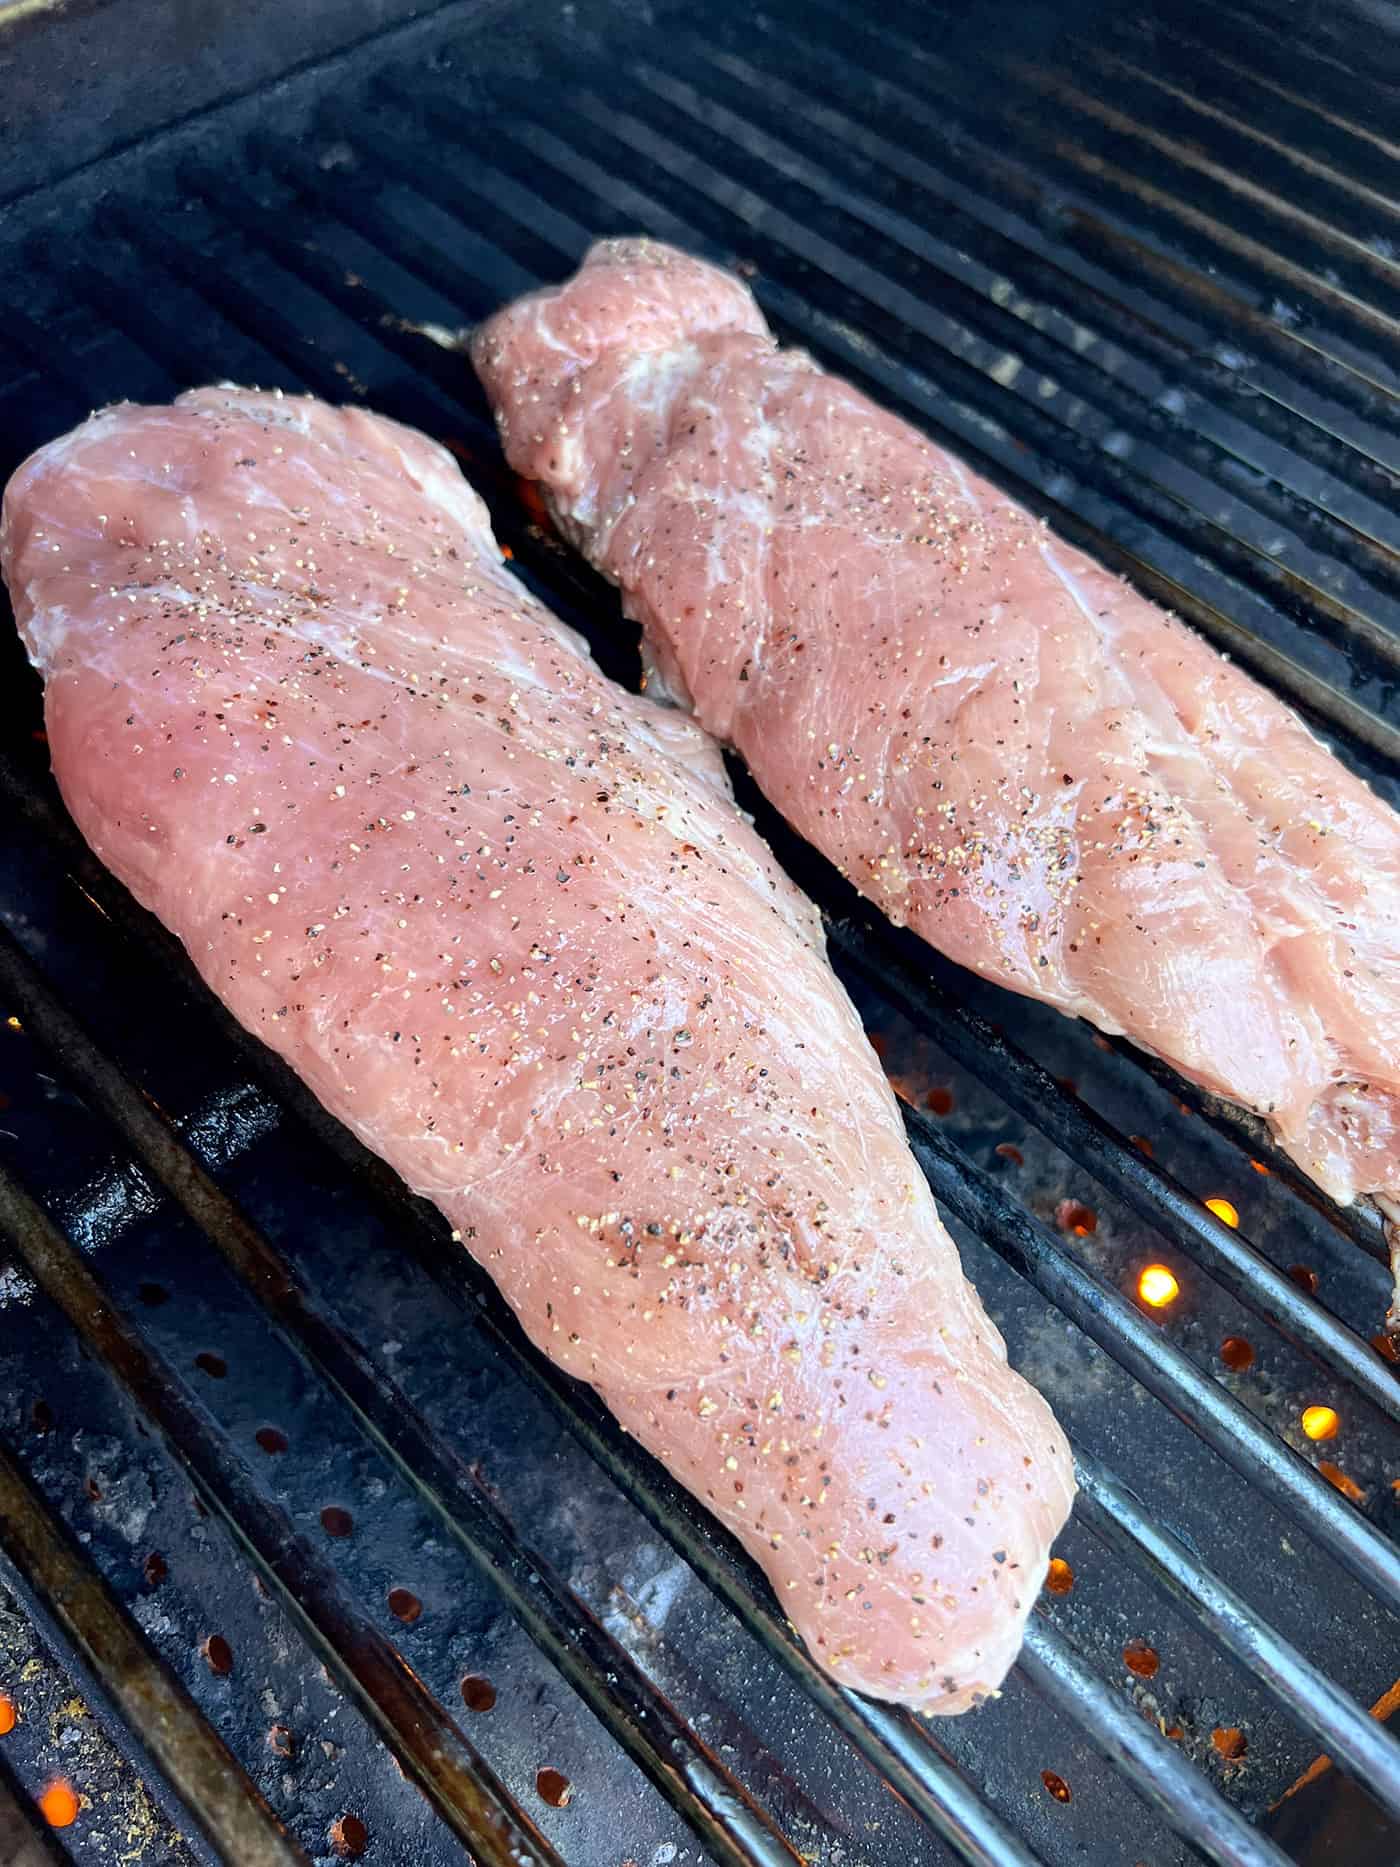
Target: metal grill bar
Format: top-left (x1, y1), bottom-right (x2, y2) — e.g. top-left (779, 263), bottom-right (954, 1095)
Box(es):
top-left (0, 1169), bottom-right (564, 1867)
top-left (840, 9), bottom-right (1400, 429)
top-left (1016, 1624), bottom-right (1292, 1867)
top-left (1071, 1452), bottom-right (1400, 1821)
top-left (0, 1439), bottom-right (310, 1866)
top-left (904, 1117), bottom-right (1400, 1611)
top-left (1151, 21), bottom-right (1400, 173)
top-left (768, 0), bottom-right (1400, 447)
top-left (0, 928), bottom-right (802, 1867)
top-left (673, 35), bottom-right (1400, 560)
top-left (818, 0), bottom-right (1400, 386)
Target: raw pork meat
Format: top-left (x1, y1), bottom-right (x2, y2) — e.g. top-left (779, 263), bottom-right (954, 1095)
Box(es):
top-left (1, 387), bottom-right (1073, 1712)
top-left (475, 239), bottom-right (1400, 1249)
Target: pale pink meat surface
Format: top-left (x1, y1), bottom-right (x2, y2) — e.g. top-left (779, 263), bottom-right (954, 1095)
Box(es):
top-left (0, 387), bottom-right (1074, 1712)
top-left (474, 238), bottom-right (1400, 1238)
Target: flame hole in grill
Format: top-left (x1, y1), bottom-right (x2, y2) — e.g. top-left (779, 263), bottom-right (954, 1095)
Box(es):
top-left (30, 1398), bottom-right (52, 1433)
top-left (194, 1351), bottom-right (227, 1379)
top-left (329, 1814), bottom-right (368, 1858)
top-left (1129, 1134), bottom-right (1153, 1157)
top-left (137, 1282), bottom-right (169, 1306)
top-left (0, 1695), bottom-right (15, 1735)
top-left (255, 1425), bottom-right (288, 1454)
top-left (1219, 1337), bottom-right (1255, 1373)
top-left (200, 1634), bottom-right (233, 1676)
top-left (84, 1476), bottom-right (102, 1502)
top-left (1123, 1640), bottom-right (1159, 1679)
top-left (536, 1767), bottom-right (572, 1808)
top-left (1301, 1405), bottom-right (1340, 1442)
top-left (1055, 1199), bottom-right (1097, 1237)
top-left (387, 1588), bottom-right (422, 1624)
top-left (1044, 1557), bottom-right (1073, 1595)
top-left (1137, 1265), bottom-right (1179, 1310)
top-left (143, 1552), bottom-right (167, 1588)
top-left (461, 1674), bottom-right (497, 1713)
top-left (994, 1141), bottom-right (1023, 1166)
top-left (320, 1506), bottom-right (354, 1537)
top-left (925, 1086), bottom-right (954, 1116)
top-left (1040, 1770), bottom-right (1071, 1803)
top-left (39, 1780), bottom-right (78, 1827)
top-left (1211, 1726), bottom-right (1247, 1762)
top-left (1287, 1264), bottom-right (1319, 1294)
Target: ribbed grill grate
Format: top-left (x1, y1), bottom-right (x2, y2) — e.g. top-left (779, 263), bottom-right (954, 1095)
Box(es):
top-left (0, 2), bottom-right (1397, 1863)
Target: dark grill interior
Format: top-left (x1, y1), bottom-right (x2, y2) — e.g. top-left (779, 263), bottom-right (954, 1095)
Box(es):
top-left (1, 1), bottom-right (1398, 1861)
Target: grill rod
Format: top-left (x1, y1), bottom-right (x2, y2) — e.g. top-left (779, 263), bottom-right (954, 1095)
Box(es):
top-left (812, 0), bottom-right (1400, 388)
top-left (109, 148), bottom-right (1398, 1267)
top-left (0, 1169), bottom-right (565, 1867)
top-left (674, 25), bottom-right (1400, 527)
top-left (1016, 1623), bottom-right (1292, 1867)
top-left (905, 1116), bottom-right (1400, 1613)
top-left (769, 0), bottom-right (1400, 472)
top-left (1072, 1452), bottom-right (1400, 1822)
top-left (0, 1438), bottom-right (311, 1867)
top-left (0, 928), bottom-right (804, 1867)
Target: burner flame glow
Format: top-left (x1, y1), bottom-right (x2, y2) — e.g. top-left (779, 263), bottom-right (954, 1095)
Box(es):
top-left (1301, 1405), bottom-right (1339, 1442)
top-left (1138, 1264), bottom-right (1179, 1308)
top-left (39, 1780), bottom-right (79, 1827)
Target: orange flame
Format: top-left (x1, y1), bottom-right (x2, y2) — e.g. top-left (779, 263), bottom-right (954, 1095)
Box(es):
top-left (1302, 1405), bottom-right (1339, 1442)
top-left (1138, 1264), bottom-right (1179, 1308)
top-left (39, 1780), bottom-right (79, 1827)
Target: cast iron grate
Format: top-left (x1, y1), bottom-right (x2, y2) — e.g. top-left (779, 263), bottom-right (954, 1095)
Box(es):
top-left (0, 1), bottom-right (1397, 1862)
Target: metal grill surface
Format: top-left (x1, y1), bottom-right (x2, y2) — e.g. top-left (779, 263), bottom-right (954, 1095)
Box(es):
top-left (0, 1), bottom-right (1397, 1862)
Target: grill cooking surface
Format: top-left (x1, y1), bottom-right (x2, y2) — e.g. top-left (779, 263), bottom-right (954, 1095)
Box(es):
top-left (0, 1), bottom-right (1398, 1861)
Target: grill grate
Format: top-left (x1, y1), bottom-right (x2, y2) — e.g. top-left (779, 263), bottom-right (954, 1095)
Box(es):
top-left (1, 1), bottom-right (1398, 1862)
